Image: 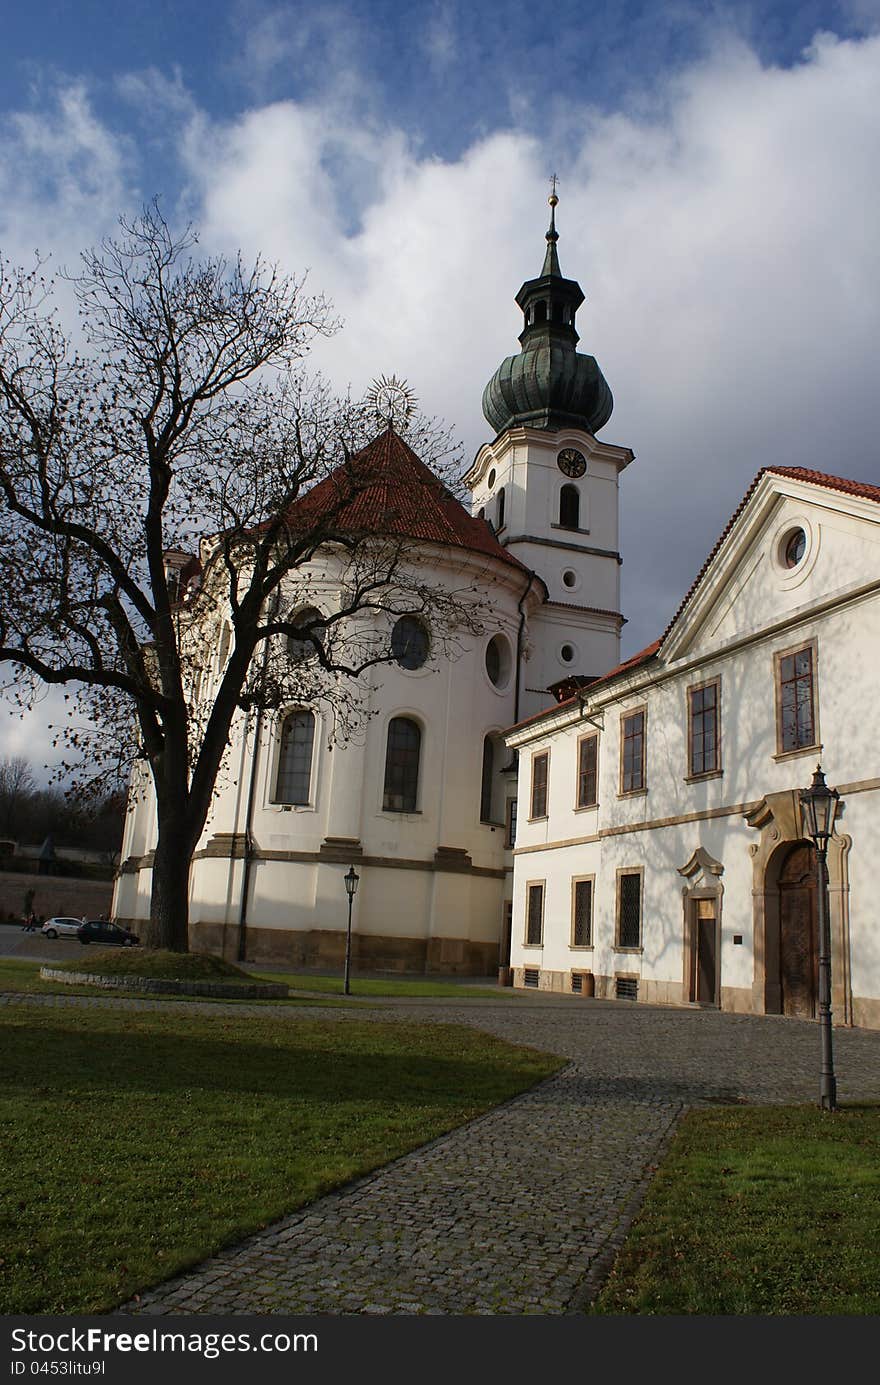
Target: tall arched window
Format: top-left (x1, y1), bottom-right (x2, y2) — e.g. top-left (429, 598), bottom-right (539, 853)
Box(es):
top-left (383, 717), bottom-right (421, 812)
top-left (496, 486), bottom-right (506, 531)
top-left (559, 484), bottom-right (580, 530)
top-left (480, 735), bottom-right (495, 823)
top-left (273, 710), bottom-right (315, 805)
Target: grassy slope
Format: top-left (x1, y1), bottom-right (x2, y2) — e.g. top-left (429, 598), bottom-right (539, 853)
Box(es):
top-left (1, 1003), bottom-right (560, 1314)
top-left (591, 1104), bottom-right (880, 1315)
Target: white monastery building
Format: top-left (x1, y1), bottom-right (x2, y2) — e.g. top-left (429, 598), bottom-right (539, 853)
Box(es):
top-left (114, 198), bottom-right (880, 1027)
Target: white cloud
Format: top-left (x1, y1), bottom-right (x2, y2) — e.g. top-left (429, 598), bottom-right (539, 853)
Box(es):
top-left (2, 27), bottom-right (880, 769)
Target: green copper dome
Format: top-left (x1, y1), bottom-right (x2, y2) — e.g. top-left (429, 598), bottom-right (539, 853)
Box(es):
top-left (482, 198), bottom-right (613, 437)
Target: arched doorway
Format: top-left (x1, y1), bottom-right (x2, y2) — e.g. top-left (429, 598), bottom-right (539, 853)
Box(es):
top-left (777, 841), bottom-right (819, 1019)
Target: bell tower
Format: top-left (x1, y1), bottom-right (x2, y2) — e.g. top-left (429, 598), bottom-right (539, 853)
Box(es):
top-left (465, 190), bottom-right (634, 714)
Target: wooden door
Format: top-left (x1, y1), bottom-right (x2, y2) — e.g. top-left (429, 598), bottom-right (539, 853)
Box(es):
top-left (779, 842), bottom-right (818, 1018)
top-left (690, 897), bottom-right (717, 1005)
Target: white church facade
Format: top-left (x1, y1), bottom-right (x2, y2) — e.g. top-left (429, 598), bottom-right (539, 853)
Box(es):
top-left (113, 196), bottom-right (880, 1025)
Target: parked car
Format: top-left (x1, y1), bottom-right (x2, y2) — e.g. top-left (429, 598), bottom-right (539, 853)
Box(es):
top-left (41, 917), bottom-right (85, 940)
top-left (77, 920), bottom-right (140, 947)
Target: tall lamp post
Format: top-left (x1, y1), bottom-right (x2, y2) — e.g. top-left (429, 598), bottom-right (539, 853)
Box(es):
top-left (799, 764), bottom-right (840, 1112)
top-left (343, 865), bottom-right (360, 997)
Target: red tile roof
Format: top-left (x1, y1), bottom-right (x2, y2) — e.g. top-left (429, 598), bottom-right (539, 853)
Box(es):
top-left (287, 426), bottom-right (531, 577)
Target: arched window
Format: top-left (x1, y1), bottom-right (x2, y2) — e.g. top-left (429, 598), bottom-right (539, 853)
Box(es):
top-left (287, 607), bottom-right (323, 662)
top-left (391, 615), bottom-right (429, 670)
top-left (559, 484), bottom-right (580, 530)
top-left (496, 486), bottom-right (506, 531)
top-left (534, 300), bottom-right (547, 324)
top-left (273, 710), bottom-right (315, 805)
top-left (383, 717), bottom-right (421, 812)
top-left (480, 735), bottom-right (494, 823)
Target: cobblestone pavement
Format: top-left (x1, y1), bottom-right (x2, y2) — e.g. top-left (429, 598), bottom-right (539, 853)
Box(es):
top-left (7, 990), bottom-right (880, 1314)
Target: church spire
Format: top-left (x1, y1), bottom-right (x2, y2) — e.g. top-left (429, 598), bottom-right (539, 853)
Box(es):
top-left (541, 178), bottom-right (561, 278)
top-left (480, 182), bottom-right (614, 437)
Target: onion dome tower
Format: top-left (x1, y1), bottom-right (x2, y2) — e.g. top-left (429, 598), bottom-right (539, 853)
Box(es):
top-left (465, 188), bottom-right (634, 718)
top-left (482, 192), bottom-right (613, 437)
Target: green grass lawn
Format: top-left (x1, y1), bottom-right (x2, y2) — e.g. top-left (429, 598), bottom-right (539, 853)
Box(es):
top-left (591, 1104), bottom-right (880, 1315)
top-left (0, 958), bottom-right (323, 1005)
top-left (254, 969), bottom-right (513, 999)
top-left (1, 1002), bottom-right (560, 1314)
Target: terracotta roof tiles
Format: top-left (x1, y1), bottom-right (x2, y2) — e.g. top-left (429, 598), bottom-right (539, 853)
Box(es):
top-left (288, 427), bottom-right (531, 577)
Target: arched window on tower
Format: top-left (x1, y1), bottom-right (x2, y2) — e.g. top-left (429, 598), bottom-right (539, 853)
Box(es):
top-left (559, 484), bottom-right (580, 530)
top-left (273, 710), bottom-right (316, 805)
top-left (534, 301), bottom-right (547, 324)
top-left (496, 486), bottom-right (506, 531)
top-left (383, 717), bottom-right (421, 812)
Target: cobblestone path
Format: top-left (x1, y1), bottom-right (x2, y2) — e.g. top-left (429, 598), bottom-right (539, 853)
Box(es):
top-left (8, 991), bottom-right (880, 1314)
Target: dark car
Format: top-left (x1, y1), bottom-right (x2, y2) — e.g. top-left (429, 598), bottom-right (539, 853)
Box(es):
top-left (77, 920), bottom-right (140, 947)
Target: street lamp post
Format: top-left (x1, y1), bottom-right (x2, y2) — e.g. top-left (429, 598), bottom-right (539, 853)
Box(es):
top-left (799, 764), bottom-right (840, 1112)
top-left (343, 865), bottom-right (360, 997)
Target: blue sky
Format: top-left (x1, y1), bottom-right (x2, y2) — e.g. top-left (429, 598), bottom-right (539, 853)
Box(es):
top-left (2, 0), bottom-right (880, 772)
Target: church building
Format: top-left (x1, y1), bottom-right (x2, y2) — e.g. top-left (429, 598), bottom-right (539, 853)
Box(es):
top-left (114, 195), bottom-right (880, 1027)
top-left (114, 195), bottom-right (630, 972)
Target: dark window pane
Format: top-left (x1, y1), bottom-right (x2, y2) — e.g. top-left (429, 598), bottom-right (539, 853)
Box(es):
top-left (779, 646), bottom-right (815, 751)
top-left (531, 753), bottom-right (548, 818)
top-left (573, 879), bottom-right (593, 946)
top-left (689, 683), bottom-right (718, 775)
top-left (391, 616), bottom-right (429, 670)
top-left (622, 711), bottom-right (645, 792)
top-left (618, 873), bottom-right (641, 948)
top-left (383, 717), bottom-right (421, 811)
top-left (559, 484), bottom-right (580, 529)
top-left (526, 884), bottom-right (544, 945)
top-left (577, 735), bottom-right (598, 807)
top-left (274, 711), bottom-right (315, 804)
top-left (480, 736), bottom-right (494, 822)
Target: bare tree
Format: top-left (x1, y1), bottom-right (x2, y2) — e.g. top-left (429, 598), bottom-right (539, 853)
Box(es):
top-left (0, 207), bottom-right (489, 949)
top-left (0, 755), bottom-right (35, 839)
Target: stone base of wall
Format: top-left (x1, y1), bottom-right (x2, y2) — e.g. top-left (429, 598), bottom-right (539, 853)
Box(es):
top-left (182, 922), bottom-right (499, 976)
top-left (512, 967), bottom-right (880, 1030)
top-left (852, 995), bottom-right (880, 1029)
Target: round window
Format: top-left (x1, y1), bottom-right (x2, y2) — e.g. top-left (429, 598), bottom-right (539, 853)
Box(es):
top-left (560, 644), bottom-right (575, 664)
top-left (485, 634), bottom-right (511, 688)
top-left (487, 468), bottom-right (496, 490)
top-left (784, 528), bottom-right (806, 568)
top-left (562, 569), bottom-right (577, 589)
top-left (391, 615), bottom-right (429, 670)
top-left (287, 607), bottom-right (323, 662)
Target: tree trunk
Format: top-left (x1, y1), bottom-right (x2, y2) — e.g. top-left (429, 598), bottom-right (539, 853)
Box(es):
top-left (147, 817), bottom-right (193, 951)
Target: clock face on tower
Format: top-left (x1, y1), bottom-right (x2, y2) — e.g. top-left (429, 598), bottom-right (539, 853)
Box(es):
top-left (557, 447), bottom-right (587, 478)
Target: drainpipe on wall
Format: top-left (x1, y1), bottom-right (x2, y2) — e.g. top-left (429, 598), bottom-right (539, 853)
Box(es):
top-left (514, 570), bottom-right (536, 726)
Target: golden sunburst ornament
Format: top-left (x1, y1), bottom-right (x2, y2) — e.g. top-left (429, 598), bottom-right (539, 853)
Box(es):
top-left (367, 374), bottom-right (418, 429)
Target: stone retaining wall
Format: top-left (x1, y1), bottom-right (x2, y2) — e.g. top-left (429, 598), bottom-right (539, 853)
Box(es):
top-left (39, 967), bottom-right (288, 999)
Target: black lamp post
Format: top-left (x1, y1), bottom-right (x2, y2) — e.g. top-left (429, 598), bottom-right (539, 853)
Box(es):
top-left (343, 865), bottom-right (360, 997)
top-left (799, 764), bottom-right (840, 1111)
